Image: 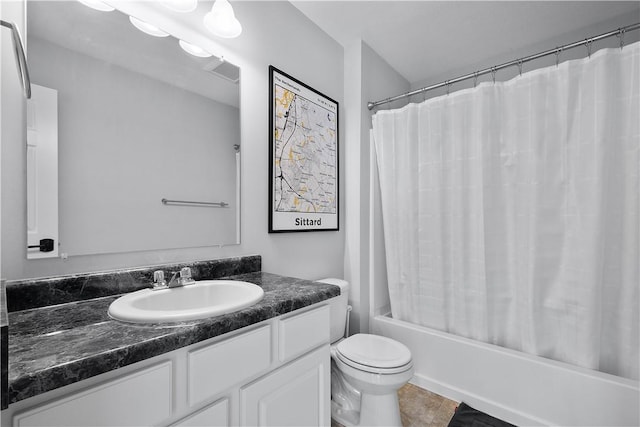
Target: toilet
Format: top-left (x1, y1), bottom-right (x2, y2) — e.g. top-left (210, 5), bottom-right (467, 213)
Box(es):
top-left (317, 278), bottom-right (414, 427)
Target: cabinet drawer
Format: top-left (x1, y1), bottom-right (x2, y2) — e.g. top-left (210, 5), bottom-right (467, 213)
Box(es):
top-left (278, 305), bottom-right (330, 362)
top-left (13, 362), bottom-right (172, 427)
top-left (188, 325), bottom-right (271, 406)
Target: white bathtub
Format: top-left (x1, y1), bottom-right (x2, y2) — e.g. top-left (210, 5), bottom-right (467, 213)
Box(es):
top-left (371, 314), bottom-right (639, 426)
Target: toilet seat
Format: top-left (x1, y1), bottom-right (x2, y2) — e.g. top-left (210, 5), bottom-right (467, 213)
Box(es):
top-left (335, 334), bottom-right (412, 375)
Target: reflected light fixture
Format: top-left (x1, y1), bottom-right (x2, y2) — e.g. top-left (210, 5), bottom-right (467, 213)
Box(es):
top-left (178, 40), bottom-right (213, 58)
top-left (77, 0), bottom-right (114, 12)
top-left (129, 16), bottom-right (170, 38)
top-left (161, 0), bottom-right (198, 13)
top-left (203, 0), bottom-right (242, 39)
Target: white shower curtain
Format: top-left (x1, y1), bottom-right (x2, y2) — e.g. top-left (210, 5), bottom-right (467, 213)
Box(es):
top-left (372, 42), bottom-right (639, 380)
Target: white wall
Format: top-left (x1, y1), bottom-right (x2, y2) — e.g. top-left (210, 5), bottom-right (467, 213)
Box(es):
top-left (1, 1), bottom-right (345, 281)
top-left (343, 39), bottom-right (409, 334)
top-left (0, 0), bottom-right (4, 290)
top-left (0, 0), bottom-right (5, 292)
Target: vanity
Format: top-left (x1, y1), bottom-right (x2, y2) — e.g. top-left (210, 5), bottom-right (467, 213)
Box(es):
top-left (0, 256), bottom-right (340, 426)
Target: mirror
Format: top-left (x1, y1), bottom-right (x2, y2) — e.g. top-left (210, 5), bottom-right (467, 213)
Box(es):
top-left (26, 1), bottom-right (241, 258)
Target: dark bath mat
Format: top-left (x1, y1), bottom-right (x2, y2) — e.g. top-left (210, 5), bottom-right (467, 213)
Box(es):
top-left (447, 402), bottom-right (517, 427)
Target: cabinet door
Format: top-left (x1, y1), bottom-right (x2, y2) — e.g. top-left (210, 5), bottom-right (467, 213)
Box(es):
top-left (240, 345), bottom-right (330, 427)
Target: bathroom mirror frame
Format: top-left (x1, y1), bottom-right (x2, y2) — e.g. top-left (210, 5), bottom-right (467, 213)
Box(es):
top-left (25, 1), bottom-right (241, 259)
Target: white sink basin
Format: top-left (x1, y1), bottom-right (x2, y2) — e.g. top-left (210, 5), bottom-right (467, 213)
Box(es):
top-left (108, 280), bottom-right (264, 323)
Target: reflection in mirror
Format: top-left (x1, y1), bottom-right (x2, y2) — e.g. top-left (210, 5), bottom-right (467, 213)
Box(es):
top-left (26, 84), bottom-right (59, 259)
top-left (26, 1), bottom-right (241, 258)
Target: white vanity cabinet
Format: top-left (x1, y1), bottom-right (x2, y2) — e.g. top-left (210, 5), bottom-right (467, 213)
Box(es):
top-left (6, 304), bottom-right (331, 427)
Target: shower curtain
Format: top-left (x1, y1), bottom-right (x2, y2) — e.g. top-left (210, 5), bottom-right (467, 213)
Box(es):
top-left (372, 42), bottom-right (639, 380)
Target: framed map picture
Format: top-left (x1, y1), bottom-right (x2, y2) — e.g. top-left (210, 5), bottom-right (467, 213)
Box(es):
top-left (269, 66), bottom-right (339, 232)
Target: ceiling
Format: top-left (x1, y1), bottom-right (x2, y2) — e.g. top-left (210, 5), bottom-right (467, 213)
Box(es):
top-left (291, 1), bottom-right (640, 86)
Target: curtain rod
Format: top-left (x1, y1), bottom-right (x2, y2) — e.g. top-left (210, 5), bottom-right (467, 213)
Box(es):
top-left (367, 22), bottom-right (640, 111)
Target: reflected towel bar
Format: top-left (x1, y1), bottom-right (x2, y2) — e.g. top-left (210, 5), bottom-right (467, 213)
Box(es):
top-left (162, 198), bottom-right (228, 208)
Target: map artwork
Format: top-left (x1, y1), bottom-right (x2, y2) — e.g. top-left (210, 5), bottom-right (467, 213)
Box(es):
top-left (269, 67), bottom-right (339, 232)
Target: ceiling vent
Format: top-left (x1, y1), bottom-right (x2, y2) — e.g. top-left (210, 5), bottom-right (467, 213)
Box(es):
top-left (204, 59), bottom-right (240, 84)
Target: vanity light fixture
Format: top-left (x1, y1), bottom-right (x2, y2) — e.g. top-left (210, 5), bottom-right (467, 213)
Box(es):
top-left (161, 0), bottom-right (198, 13)
top-left (77, 0), bottom-right (114, 12)
top-left (178, 40), bottom-right (213, 58)
top-left (203, 0), bottom-right (242, 39)
top-left (129, 16), bottom-right (170, 38)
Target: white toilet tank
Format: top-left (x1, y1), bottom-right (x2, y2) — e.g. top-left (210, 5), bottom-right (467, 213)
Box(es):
top-left (316, 278), bottom-right (350, 343)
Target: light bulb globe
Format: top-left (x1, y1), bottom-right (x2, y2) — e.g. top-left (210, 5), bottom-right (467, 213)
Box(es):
top-left (160, 0), bottom-right (198, 13)
top-left (129, 16), bottom-right (170, 38)
top-left (203, 0), bottom-right (242, 38)
top-left (178, 40), bottom-right (213, 58)
top-left (77, 0), bottom-right (115, 12)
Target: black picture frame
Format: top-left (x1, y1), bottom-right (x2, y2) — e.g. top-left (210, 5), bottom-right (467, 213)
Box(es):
top-left (268, 66), bottom-right (339, 233)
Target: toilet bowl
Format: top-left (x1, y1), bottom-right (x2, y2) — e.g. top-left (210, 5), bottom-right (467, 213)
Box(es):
top-left (331, 333), bottom-right (414, 426)
top-left (317, 279), bottom-right (414, 427)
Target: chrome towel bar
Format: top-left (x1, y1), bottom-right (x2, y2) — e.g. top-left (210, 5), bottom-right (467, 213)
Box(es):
top-left (162, 198), bottom-right (228, 208)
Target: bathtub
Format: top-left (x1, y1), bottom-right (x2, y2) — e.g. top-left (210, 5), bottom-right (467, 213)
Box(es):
top-left (371, 314), bottom-right (639, 426)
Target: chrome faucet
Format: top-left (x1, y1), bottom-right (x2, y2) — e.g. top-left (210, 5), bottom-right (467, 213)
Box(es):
top-left (168, 267), bottom-right (196, 288)
top-left (152, 267), bottom-right (195, 290)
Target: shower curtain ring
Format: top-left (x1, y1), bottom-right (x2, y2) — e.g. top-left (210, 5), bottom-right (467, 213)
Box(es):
top-left (446, 80), bottom-right (451, 95)
top-left (585, 38), bottom-right (593, 58)
top-left (517, 60), bottom-right (523, 76)
top-left (617, 28), bottom-right (625, 51)
top-left (555, 47), bottom-right (562, 67)
top-left (473, 72), bottom-right (479, 88)
top-left (491, 67), bottom-right (497, 84)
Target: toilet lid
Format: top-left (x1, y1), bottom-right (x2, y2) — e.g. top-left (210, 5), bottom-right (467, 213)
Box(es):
top-left (336, 334), bottom-right (411, 369)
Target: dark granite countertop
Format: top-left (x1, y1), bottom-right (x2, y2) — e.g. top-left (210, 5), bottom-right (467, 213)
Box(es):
top-left (7, 272), bottom-right (340, 405)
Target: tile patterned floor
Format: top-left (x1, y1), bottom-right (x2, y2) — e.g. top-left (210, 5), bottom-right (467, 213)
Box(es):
top-left (332, 383), bottom-right (458, 427)
top-left (399, 383), bottom-right (458, 426)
